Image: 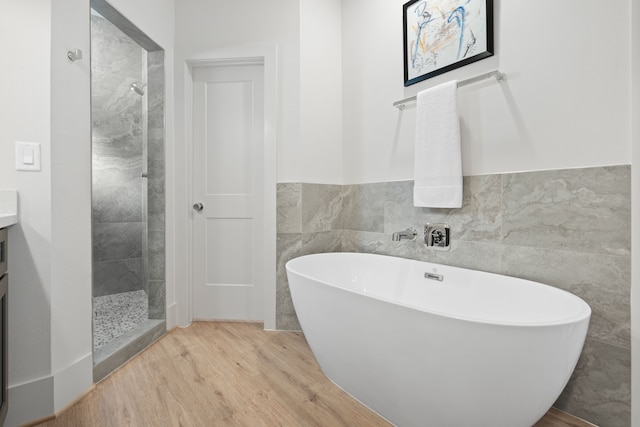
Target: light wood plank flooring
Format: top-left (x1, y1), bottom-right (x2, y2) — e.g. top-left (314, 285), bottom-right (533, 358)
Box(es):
top-left (37, 322), bottom-right (594, 427)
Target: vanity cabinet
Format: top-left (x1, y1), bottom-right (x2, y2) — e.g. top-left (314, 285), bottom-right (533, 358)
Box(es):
top-left (0, 228), bottom-right (7, 425)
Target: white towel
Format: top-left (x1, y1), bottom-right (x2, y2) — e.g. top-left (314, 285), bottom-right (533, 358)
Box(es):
top-left (413, 80), bottom-right (463, 208)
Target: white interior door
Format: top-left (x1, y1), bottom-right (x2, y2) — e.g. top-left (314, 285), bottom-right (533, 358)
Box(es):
top-left (192, 63), bottom-right (264, 321)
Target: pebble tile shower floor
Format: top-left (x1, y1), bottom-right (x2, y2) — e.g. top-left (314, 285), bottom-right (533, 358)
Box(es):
top-left (93, 290), bottom-right (148, 350)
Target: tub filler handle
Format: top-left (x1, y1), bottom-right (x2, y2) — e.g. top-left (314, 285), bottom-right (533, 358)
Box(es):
top-left (424, 223), bottom-right (451, 251)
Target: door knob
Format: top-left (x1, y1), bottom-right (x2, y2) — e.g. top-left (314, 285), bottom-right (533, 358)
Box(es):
top-left (192, 202), bottom-right (204, 212)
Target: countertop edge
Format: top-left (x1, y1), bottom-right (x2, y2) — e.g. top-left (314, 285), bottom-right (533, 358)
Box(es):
top-left (0, 215), bottom-right (18, 229)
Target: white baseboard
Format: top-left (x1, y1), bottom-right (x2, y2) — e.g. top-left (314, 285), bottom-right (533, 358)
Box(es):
top-left (53, 353), bottom-right (93, 412)
top-left (6, 375), bottom-right (54, 427)
top-left (6, 353), bottom-right (93, 427)
top-left (166, 302), bottom-right (178, 329)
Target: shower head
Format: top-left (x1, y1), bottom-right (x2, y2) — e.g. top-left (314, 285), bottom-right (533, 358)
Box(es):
top-left (130, 82), bottom-right (146, 96)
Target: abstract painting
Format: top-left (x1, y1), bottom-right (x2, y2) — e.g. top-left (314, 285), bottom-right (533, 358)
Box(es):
top-left (403, 0), bottom-right (493, 86)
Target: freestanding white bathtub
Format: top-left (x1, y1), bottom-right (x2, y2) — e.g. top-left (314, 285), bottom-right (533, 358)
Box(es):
top-left (286, 252), bottom-right (591, 427)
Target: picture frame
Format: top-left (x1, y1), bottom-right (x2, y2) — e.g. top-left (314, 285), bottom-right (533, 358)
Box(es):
top-left (403, 0), bottom-right (494, 86)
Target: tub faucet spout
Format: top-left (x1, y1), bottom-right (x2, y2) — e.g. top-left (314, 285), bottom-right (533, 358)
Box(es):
top-left (392, 228), bottom-right (417, 242)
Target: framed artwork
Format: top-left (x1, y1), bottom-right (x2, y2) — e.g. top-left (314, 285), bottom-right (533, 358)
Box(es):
top-left (403, 0), bottom-right (494, 86)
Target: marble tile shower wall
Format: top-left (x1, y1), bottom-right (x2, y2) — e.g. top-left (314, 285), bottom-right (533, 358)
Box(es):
top-left (146, 50), bottom-right (166, 319)
top-left (91, 14), bottom-right (166, 320)
top-left (276, 165), bottom-right (631, 427)
top-left (91, 14), bottom-right (145, 298)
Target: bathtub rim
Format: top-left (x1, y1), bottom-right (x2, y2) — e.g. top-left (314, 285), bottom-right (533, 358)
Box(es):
top-left (286, 252), bottom-right (592, 328)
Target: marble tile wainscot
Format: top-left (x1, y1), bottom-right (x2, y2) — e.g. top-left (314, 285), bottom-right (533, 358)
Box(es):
top-left (275, 165), bottom-right (631, 427)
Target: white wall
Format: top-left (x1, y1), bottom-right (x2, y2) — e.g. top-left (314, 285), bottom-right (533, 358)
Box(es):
top-left (631, 0), bottom-right (639, 424)
top-left (0, 1), bottom-right (56, 424)
top-left (0, 0), bottom-right (176, 424)
top-left (173, 0), bottom-right (300, 326)
top-left (50, 0), bottom-right (93, 412)
top-left (300, 0), bottom-right (343, 184)
top-left (342, 0), bottom-right (631, 183)
top-left (175, 0), bottom-right (300, 182)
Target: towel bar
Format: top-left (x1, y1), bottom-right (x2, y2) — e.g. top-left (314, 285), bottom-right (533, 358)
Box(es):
top-left (393, 69), bottom-right (506, 110)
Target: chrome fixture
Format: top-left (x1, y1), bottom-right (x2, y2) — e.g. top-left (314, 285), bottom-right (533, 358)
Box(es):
top-left (130, 82), bottom-right (147, 96)
top-left (393, 69), bottom-right (506, 110)
top-left (392, 228), bottom-right (418, 242)
top-left (192, 202), bottom-right (204, 212)
top-left (67, 48), bottom-right (83, 62)
top-left (424, 223), bottom-right (450, 250)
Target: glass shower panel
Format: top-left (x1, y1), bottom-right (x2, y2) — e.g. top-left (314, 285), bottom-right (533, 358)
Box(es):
top-left (90, 1), bottom-right (165, 381)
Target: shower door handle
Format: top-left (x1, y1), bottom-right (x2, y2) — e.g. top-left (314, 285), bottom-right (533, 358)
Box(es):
top-left (192, 202), bottom-right (204, 212)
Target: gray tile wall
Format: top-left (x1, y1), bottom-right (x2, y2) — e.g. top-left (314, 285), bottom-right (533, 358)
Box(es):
top-left (91, 13), bottom-right (165, 319)
top-left (91, 14), bottom-right (145, 298)
top-left (146, 50), bottom-right (165, 319)
top-left (276, 165), bottom-right (631, 427)
top-left (276, 183), bottom-right (342, 330)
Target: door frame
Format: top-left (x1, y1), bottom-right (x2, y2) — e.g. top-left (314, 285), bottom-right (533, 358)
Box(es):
top-left (182, 45), bottom-right (278, 330)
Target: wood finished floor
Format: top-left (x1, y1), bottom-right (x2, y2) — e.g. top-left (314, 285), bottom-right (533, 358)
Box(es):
top-left (37, 322), bottom-right (594, 427)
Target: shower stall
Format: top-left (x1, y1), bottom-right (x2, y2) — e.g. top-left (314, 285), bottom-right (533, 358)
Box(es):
top-left (90, 0), bottom-right (166, 381)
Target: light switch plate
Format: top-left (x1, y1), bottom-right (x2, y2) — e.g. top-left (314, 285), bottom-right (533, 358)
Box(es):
top-left (15, 142), bottom-right (41, 171)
